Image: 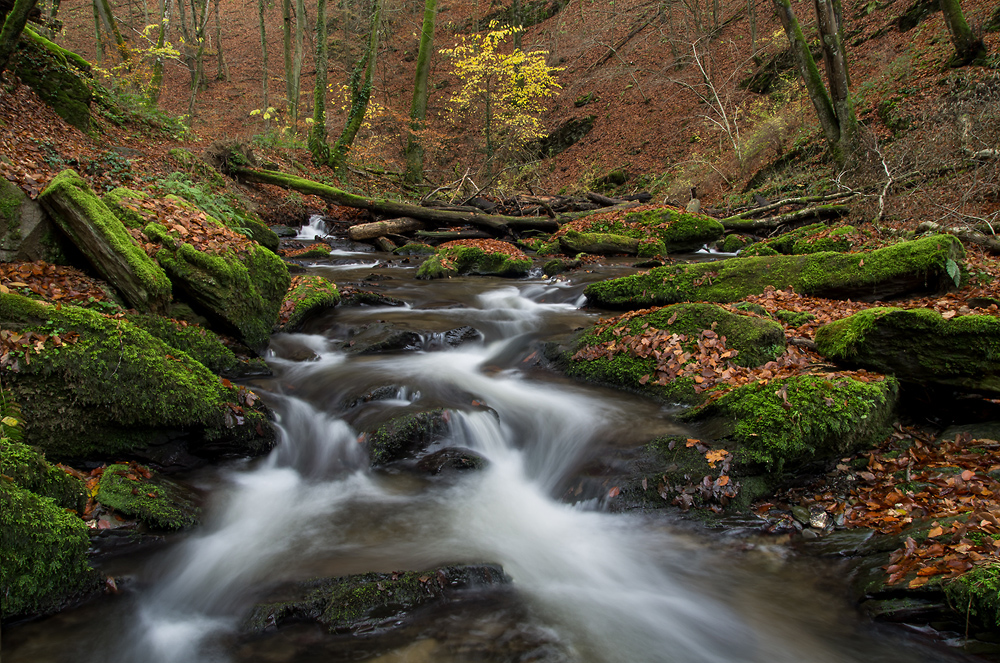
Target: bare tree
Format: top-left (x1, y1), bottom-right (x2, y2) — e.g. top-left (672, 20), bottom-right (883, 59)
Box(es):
top-left (404, 0), bottom-right (437, 184)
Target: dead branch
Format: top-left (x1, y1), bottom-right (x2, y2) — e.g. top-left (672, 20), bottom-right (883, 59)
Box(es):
top-left (721, 204), bottom-right (851, 232)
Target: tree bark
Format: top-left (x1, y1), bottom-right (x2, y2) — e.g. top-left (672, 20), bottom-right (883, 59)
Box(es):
top-left (147, 0), bottom-right (171, 105)
top-left (721, 204), bottom-right (851, 231)
top-left (213, 0), bottom-right (227, 80)
top-left (308, 0), bottom-right (329, 164)
top-left (0, 0), bottom-right (40, 77)
top-left (917, 221), bottom-right (1000, 254)
top-left (939, 0), bottom-right (986, 66)
top-left (257, 0), bottom-right (269, 110)
top-left (330, 0), bottom-right (382, 170)
top-left (404, 0), bottom-right (437, 184)
top-left (95, 0), bottom-right (130, 63)
top-left (348, 217), bottom-right (426, 240)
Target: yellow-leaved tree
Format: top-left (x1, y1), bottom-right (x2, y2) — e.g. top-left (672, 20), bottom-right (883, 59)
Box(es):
top-left (440, 21), bottom-right (562, 166)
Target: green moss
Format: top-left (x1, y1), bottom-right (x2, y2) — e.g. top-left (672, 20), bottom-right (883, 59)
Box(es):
top-left (393, 242), bottom-right (437, 256)
top-left (416, 246), bottom-right (531, 279)
top-left (680, 374), bottom-right (899, 470)
top-left (285, 245), bottom-right (332, 259)
top-left (0, 478), bottom-right (100, 618)
top-left (103, 187), bottom-right (152, 229)
top-left (40, 170), bottom-right (172, 312)
top-left (96, 463), bottom-right (200, 530)
top-left (366, 410), bottom-right (449, 466)
top-left (720, 234), bottom-right (752, 253)
top-left (792, 225), bottom-right (855, 254)
top-left (279, 276), bottom-right (340, 332)
top-left (775, 309), bottom-right (816, 326)
top-left (0, 439), bottom-right (86, 511)
top-left (123, 312), bottom-right (249, 375)
top-left (945, 563), bottom-right (1000, 629)
top-left (585, 235), bottom-right (965, 309)
top-left (815, 308), bottom-right (1000, 394)
top-left (0, 293), bottom-right (272, 459)
top-left (568, 207), bottom-right (724, 254)
top-left (564, 303), bottom-right (786, 405)
top-left (12, 36), bottom-right (91, 132)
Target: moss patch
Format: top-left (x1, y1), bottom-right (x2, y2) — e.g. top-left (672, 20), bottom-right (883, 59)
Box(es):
top-left (0, 439), bottom-right (86, 512)
top-left (96, 463), bottom-right (201, 530)
top-left (277, 275), bottom-right (340, 332)
top-left (417, 241), bottom-right (531, 279)
top-left (584, 235), bottom-right (965, 309)
top-left (365, 410), bottom-right (450, 466)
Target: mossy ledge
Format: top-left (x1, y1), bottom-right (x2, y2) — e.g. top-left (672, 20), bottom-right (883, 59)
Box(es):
top-left (96, 463), bottom-right (201, 530)
top-left (584, 235), bottom-right (965, 310)
top-left (0, 292), bottom-right (275, 462)
top-left (814, 307), bottom-right (1000, 395)
top-left (276, 275), bottom-right (341, 333)
top-left (416, 241), bottom-right (531, 279)
top-left (242, 564), bottom-right (509, 634)
top-left (561, 303), bottom-right (787, 405)
top-left (679, 374), bottom-right (899, 471)
top-left (0, 439), bottom-right (86, 512)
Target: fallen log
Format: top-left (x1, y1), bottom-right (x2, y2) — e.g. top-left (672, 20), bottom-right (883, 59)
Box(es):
top-left (917, 221), bottom-right (1000, 254)
top-left (230, 167), bottom-right (559, 235)
top-left (415, 229), bottom-right (493, 242)
top-left (721, 205), bottom-right (851, 232)
top-left (721, 193), bottom-right (856, 221)
top-left (348, 217), bottom-right (425, 241)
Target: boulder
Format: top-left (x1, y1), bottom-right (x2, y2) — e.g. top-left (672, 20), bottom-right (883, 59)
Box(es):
top-left (417, 239), bottom-right (531, 279)
top-left (95, 462), bottom-right (201, 530)
top-left (0, 179), bottom-right (67, 263)
top-left (364, 409), bottom-right (450, 466)
top-left (562, 302), bottom-right (786, 405)
top-left (0, 439), bottom-right (86, 512)
top-left (243, 564), bottom-right (509, 634)
top-left (0, 293), bottom-right (275, 464)
top-left (740, 223), bottom-right (857, 256)
top-left (276, 275), bottom-right (340, 333)
top-left (815, 308), bottom-right (1000, 395)
top-left (679, 374), bottom-right (899, 471)
top-left (585, 235), bottom-right (965, 310)
top-left (39, 170), bottom-right (172, 313)
top-left (12, 31), bottom-right (91, 132)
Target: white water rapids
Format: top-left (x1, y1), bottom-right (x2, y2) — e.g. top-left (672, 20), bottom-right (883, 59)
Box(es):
top-left (5, 281), bottom-right (968, 663)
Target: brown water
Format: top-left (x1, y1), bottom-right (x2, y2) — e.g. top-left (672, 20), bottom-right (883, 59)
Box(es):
top-left (0, 237), bottom-right (979, 663)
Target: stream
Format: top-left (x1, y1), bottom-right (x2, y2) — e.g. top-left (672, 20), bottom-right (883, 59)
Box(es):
top-left (1, 224), bottom-right (979, 663)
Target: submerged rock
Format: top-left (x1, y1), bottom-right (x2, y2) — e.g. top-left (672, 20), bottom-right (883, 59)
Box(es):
top-left (815, 307), bottom-right (1000, 396)
top-left (243, 564), bottom-right (509, 635)
top-left (364, 410), bottom-right (450, 466)
top-left (584, 235), bottom-right (965, 309)
top-left (276, 275), bottom-right (341, 333)
top-left (416, 447), bottom-right (489, 474)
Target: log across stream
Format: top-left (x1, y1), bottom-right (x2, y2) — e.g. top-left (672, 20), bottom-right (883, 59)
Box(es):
top-left (1, 235), bottom-right (971, 663)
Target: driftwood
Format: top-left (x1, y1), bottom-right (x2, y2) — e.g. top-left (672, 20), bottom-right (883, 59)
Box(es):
top-left (721, 205), bottom-right (851, 232)
top-left (348, 217), bottom-right (425, 241)
top-left (231, 167), bottom-right (559, 235)
top-left (917, 221), bottom-right (1000, 254)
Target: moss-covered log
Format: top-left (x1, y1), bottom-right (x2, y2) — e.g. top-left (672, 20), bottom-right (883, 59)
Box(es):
top-left (39, 170), bottom-right (172, 313)
top-left (0, 293), bottom-right (275, 462)
top-left (585, 235), bottom-right (964, 310)
top-left (562, 303), bottom-right (786, 405)
top-left (815, 308), bottom-right (1000, 395)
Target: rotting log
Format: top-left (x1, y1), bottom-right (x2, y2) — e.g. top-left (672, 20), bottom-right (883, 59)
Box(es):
top-left (415, 229), bottom-right (493, 242)
top-left (348, 217), bottom-right (425, 241)
top-left (917, 221), bottom-right (1000, 254)
top-left (230, 167), bottom-right (558, 234)
top-left (722, 193), bottom-right (856, 221)
top-left (721, 205), bottom-right (851, 232)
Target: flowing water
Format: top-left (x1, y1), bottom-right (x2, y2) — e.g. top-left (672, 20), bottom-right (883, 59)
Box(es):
top-left (2, 241), bottom-right (977, 663)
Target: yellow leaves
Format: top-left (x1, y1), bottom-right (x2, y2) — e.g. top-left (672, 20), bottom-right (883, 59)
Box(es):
top-left (705, 449), bottom-right (729, 468)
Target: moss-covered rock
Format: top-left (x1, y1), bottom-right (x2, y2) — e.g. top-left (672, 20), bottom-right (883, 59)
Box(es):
top-left (102, 187), bottom-right (152, 229)
top-left (144, 222), bottom-right (290, 351)
top-left (39, 170), bottom-right (172, 313)
top-left (0, 439), bottom-right (86, 511)
top-left (12, 32), bottom-right (91, 132)
top-left (944, 563), bottom-right (1000, 630)
top-left (557, 229), bottom-right (662, 257)
top-left (393, 242), bottom-right (438, 256)
top-left (364, 409), bottom-right (450, 466)
top-left (0, 178), bottom-right (66, 263)
top-left (679, 374), bottom-right (899, 470)
top-left (815, 308), bottom-right (1000, 395)
top-left (562, 303), bottom-right (786, 405)
top-left (243, 564), bottom-right (509, 634)
top-left (622, 207), bottom-right (725, 252)
top-left (585, 235), bottom-right (965, 310)
top-left (543, 257), bottom-right (582, 275)
top-left (719, 234), bottom-right (753, 254)
top-left (0, 478), bottom-right (102, 618)
top-left (277, 275), bottom-right (340, 333)
top-left (740, 224), bottom-right (857, 257)
top-left (416, 240), bottom-right (531, 279)
top-left (0, 293), bottom-right (274, 461)
top-left (95, 463), bottom-right (201, 530)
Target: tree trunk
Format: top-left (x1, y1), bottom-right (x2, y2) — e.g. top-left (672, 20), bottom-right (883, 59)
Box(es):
top-left (939, 0), bottom-right (986, 66)
top-left (330, 0), bottom-right (382, 170)
top-left (282, 0), bottom-right (294, 124)
top-left (95, 0), bottom-right (130, 63)
top-left (292, 0), bottom-right (305, 129)
top-left (213, 0), bottom-right (227, 80)
top-left (0, 0), bottom-right (39, 77)
top-left (404, 0), bottom-right (436, 184)
top-left (257, 0), bottom-right (269, 110)
top-left (308, 0), bottom-right (330, 164)
top-left (348, 217), bottom-right (426, 240)
top-left (147, 0), bottom-right (171, 105)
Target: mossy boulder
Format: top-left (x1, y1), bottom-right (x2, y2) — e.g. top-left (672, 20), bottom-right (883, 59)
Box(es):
top-left (144, 221), bottom-right (290, 351)
top-left (551, 207), bottom-right (723, 257)
top-left (815, 308), bottom-right (1000, 395)
top-left (679, 374), bottom-right (899, 471)
top-left (0, 178), bottom-right (66, 263)
top-left (0, 293), bottom-right (275, 462)
top-left (12, 32), bottom-right (91, 132)
top-left (543, 257), bottom-right (582, 275)
top-left (585, 235), bottom-right (965, 310)
top-left (364, 409), bottom-right (450, 466)
top-left (557, 229), bottom-right (663, 257)
top-left (416, 239), bottom-right (531, 279)
top-left (944, 563), bottom-right (1000, 630)
top-left (0, 439), bottom-right (86, 512)
top-left (1, 478), bottom-right (102, 619)
top-left (622, 207), bottom-right (725, 252)
top-left (742, 224), bottom-right (857, 257)
top-left (243, 564), bottom-right (509, 634)
top-left (277, 275), bottom-right (340, 333)
top-left (39, 170), bottom-right (172, 313)
top-left (719, 234), bottom-right (753, 254)
top-left (95, 463), bottom-right (201, 530)
top-left (562, 303), bottom-right (786, 405)
top-left (394, 242), bottom-right (437, 256)
top-left (102, 187), bottom-right (152, 229)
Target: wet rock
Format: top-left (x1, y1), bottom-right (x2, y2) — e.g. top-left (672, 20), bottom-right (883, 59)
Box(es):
top-left (343, 322), bottom-right (423, 355)
top-left (0, 178), bottom-right (67, 263)
top-left (270, 224), bottom-right (298, 237)
top-left (428, 325), bottom-right (483, 350)
top-left (242, 564), bottom-right (510, 635)
top-left (417, 240), bottom-right (531, 280)
top-left (275, 275), bottom-right (341, 333)
top-left (364, 409), bottom-right (451, 466)
top-left (95, 463), bottom-right (202, 531)
top-left (815, 307), bottom-right (1000, 396)
top-left (416, 447), bottom-right (489, 474)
